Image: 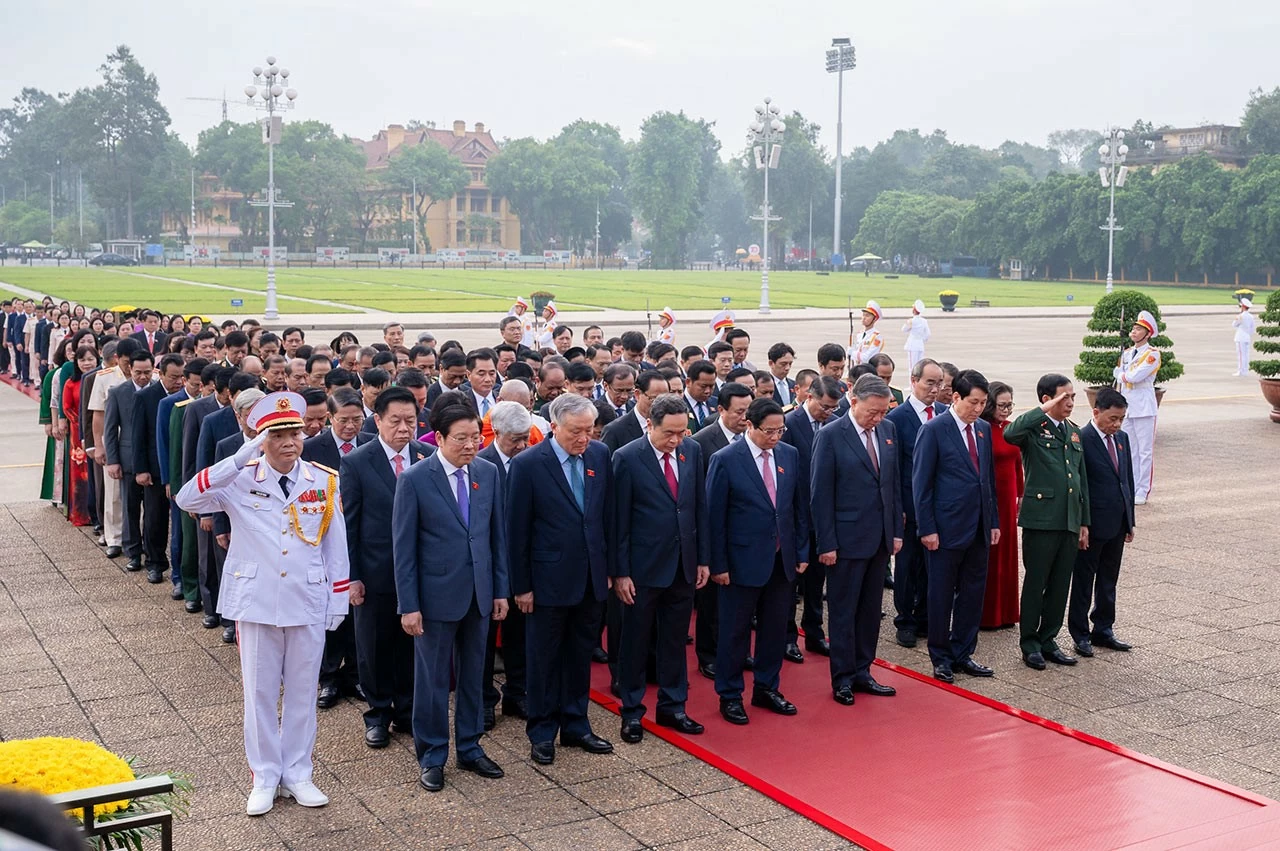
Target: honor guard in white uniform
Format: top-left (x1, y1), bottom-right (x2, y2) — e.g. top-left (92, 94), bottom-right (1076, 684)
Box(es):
top-left (849, 300), bottom-right (884, 365)
top-left (1233, 298), bottom-right (1257, 376)
top-left (707, 309), bottom-right (735, 350)
top-left (508, 296), bottom-right (536, 348)
top-left (1113, 310), bottom-right (1161, 505)
top-left (656, 306), bottom-right (677, 346)
top-left (175, 391), bottom-right (350, 817)
top-left (902, 299), bottom-right (931, 371)
top-left (534, 301), bottom-right (558, 349)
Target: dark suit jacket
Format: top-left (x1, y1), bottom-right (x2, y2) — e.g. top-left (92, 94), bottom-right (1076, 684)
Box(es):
top-left (690, 418), bottom-right (732, 474)
top-left (684, 393), bottom-right (716, 433)
top-left (612, 436), bottom-right (709, 587)
top-left (103, 381), bottom-right (140, 473)
top-left (885, 399), bottom-right (948, 525)
top-left (342, 438), bottom-right (432, 593)
top-left (477, 443), bottom-right (511, 491)
top-left (810, 414), bottom-right (904, 559)
top-left (912, 411), bottom-right (999, 550)
top-left (706, 438), bottom-right (808, 586)
top-left (393, 453), bottom-right (508, 622)
top-left (1079, 422), bottom-right (1134, 541)
top-left (130, 381), bottom-right (170, 477)
top-left (211, 431), bottom-right (245, 537)
top-left (181, 394), bottom-right (221, 484)
top-left (772, 376), bottom-right (797, 407)
top-left (601, 409), bottom-right (645, 455)
top-left (506, 438), bottom-right (612, 606)
top-left (302, 430), bottom-right (372, 471)
top-left (781, 406), bottom-right (819, 483)
top-left (196, 405), bottom-right (239, 473)
top-left (130, 330), bottom-right (168, 356)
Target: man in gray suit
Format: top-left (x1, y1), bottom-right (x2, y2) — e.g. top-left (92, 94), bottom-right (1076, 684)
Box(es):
top-left (104, 349), bottom-right (154, 572)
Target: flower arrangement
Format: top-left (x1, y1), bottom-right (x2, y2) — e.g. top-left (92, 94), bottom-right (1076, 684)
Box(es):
top-left (938, 290), bottom-right (960, 297)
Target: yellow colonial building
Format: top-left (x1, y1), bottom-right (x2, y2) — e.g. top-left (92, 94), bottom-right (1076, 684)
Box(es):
top-left (1125, 125), bottom-right (1249, 172)
top-left (161, 174), bottom-right (247, 252)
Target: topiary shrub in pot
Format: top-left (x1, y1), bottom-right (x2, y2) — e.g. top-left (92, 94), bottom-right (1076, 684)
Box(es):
top-left (1248, 289), bottom-right (1280, 423)
top-left (1075, 290), bottom-right (1184, 408)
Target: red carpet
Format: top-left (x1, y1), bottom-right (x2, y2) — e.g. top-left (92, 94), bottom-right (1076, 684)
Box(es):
top-left (590, 648), bottom-right (1280, 850)
top-left (0, 374), bottom-right (40, 400)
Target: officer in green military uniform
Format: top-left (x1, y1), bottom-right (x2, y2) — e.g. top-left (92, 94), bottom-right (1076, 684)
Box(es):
top-left (1003, 373), bottom-right (1090, 671)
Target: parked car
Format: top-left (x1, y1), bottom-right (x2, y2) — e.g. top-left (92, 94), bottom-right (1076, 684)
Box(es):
top-left (88, 252), bottom-right (137, 266)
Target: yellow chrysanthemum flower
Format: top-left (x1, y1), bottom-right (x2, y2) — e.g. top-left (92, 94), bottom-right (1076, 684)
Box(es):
top-left (0, 737), bottom-right (135, 817)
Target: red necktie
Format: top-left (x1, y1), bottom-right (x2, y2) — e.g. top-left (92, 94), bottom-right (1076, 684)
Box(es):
top-left (341, 442), bottom-right (353, 455)
top-left (925, 406), bottom-right (934, 420)
top-left (663, 453), bottom-right (678, 500)
top-left (1106, 434), bottom-right (1119, 473)
top-left (966, 424), bottom-right (980, 473)
top-left (393, 455), bottom-right (404, 478)
top-left (865, 429), bottom-right (879, 475)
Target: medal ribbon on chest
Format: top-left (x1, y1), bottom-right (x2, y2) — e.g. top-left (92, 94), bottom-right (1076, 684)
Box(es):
top-left (289, 472), bottom-right (337, 546)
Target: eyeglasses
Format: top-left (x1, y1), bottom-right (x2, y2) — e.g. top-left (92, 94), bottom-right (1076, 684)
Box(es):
top-left (920, 379), bottom-right (944, 388)
top-left (445, 435), bottom-right (482, 447)
top-left (757, 426), bottom-right (787, 437)
top-left (995, 402), bottom-right (1014, 411)
top-left (817, 402), bottom-right (841, 413)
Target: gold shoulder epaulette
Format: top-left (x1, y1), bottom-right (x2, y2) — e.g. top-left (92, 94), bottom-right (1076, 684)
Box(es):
top-left (245, 458), bottom-right (260, 467)
top-left (782, 403), bottom-right (797, 413)
top-left (175, 398), bottom-right (192, 408)
top-left (311, 461), bottom-right (339, 476)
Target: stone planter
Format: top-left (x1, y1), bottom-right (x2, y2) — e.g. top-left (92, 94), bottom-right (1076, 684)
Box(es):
top-left (939, 294), bottom-right (959, 312)
top-left (530, 292), bottom-right (555, 313)
top-left (1085, 386), bottom-right (1167, 409)
top-left (1259, 378), bottom-right (1280, 424)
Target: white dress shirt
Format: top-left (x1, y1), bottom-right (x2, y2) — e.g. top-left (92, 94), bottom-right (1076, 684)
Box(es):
top-left (652, 442), bottom-right (679, 481)
top-left (437, 453), bottom-right (469, 509)
top-left (333, 429), bottom-right (357, 457)
top-left (718, 418), bottom-right (741, 446)
top-left (378, 436), bottom-right (411, 472)
top-left (746, 434), bottom-right (776, 485)
top-left (472, 390), bottom-right (496, 416)
top-left (633, 406), bottom-right (649, 434)
top-left (907, 393), bottom-right (936, 425)
top-left (851, 414), bottom-right (880, 467)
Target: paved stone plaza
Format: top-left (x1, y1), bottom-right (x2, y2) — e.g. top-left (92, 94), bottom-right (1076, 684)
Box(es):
top-left (1, 307), bottom-right (1277, 849)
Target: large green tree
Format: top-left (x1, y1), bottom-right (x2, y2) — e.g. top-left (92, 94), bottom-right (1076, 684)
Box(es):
top-left (1242, 87), bottom-right (1280, 155)
top-left (384, 138), bottom-right (470, 253)
top-left (740, 111), bottom-right (832, 260)
top-left (628, 111), bottom-right (719, 268)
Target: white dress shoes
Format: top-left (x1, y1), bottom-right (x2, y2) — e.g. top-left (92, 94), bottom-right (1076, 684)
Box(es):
top-left (279, 780), bottom-right (329, 808)
top-left (246, 786), bottom-right (277, 816)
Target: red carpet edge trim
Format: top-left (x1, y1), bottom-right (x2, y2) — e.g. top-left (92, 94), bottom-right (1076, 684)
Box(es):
top-left (0, 373), bottom-right (41, 401)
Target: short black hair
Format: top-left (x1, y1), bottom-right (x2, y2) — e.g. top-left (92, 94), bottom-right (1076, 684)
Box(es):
top-left (566, 362), bottom-right (596, 383)
top-left (375, 385), bottom-right (418, 416)
top-left (282, 326), bottom-right (304, 340)
top-left (725, 328), bottom-right (750, 344)
top-left (816, 343), bottom-right (846, 367)
top-left (810, 375), bottom-right (843, 400)
top-left (409, 344), bottom-right (435, 361)
top-left (157, 353), bottom-right (184, 374)
top-left (604, 362), bottom-right (637, 384)
top-left (707, 341), bottom-right (732, 359)
top-left (228, 371), bottom-right (259, 394)
top-left (301, 387), bottom-right (328, 408)
top-left (553, 324), bottom-right (572, 338)
top-left (371, 350), bottom-right (396, 369)
top-left (397, 368), bottom-right (428, 389)
top-left (686, 359), bottom-right (716, 383)
top-left (493, 343), bottom-right (516, 357)
top-left (1094, 387), bottom-right (1128, 410)
top-left (868, 353), bottom-right (895, 370)
top-left (130, 349), bottom-right (155, 366)
top-left (506, 362), bottom-right (535, 382)
top-left (717, 382), bottom-right (753, 406)
top-left (466, 348), bottom-right (497, 371)
top-left (746, 397), bottom-right (783, 427)
top-left (325, 367), bottom-right (357, 389)
top-left (214, 365), bottom-right (238, 392)
top-left (586, 344), bottom-right (611, 360)
top-left (952, 369), bottom-right (990, 400)
top-left (680, 345), bottom-right (704, 362)
top-left (726, 367), bottom-right (753, 383)
top-left (636, 370), bottom-right (670, 394)
top-left (605, 336), bottom-right (623, 349)
top-left (225, 330), bottom-right (249, 349)
top-left (563, 346), bottom-right (586, 361)
top-left (295, 344), bottom-right (314, 361)
top-left (439, 349), bottom-right (466, 370)
top-left (430, 390), bottom-right (481, 436)
top-left (767, 342), bottom-right (795, 362)
top-left (1036, 373), bottom-right (1073, 403)
top-left (849, 363), bottom-right (876, 380)
top-left (199, 362), bottom-right (220, 384)
top-left (194, 329), bottom-right (217, 346)
top-left (620, 330), bottom-right (646, 354)
top-left (363, 367), bottom-right (391, 389)
top-left (938, 361), bottom-right (959, 380)
top-left (307, 353), bottom-right (330, 372)
top-left (258, 331), bottom-right (280, 348)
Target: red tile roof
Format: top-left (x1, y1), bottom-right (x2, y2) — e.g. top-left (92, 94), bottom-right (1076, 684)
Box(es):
top-left (354, 125), bottom-right (499, 171)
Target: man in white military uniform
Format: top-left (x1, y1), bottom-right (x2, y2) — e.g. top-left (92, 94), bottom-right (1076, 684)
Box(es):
top-left (656, 306), bottom-right (677, 346)
top-left (535, 301), bottom-right (560, 349)
top-left (902, 299), bottom-right (930, 371)
top-left (507, 296), bottom-right (536, 349)
top-left (175, 391), bottom-right (350, 816)
top-left (1113, 310), bottom-right (1161, 505)
top-left (849, 300), bottom-right (884, 365)
top-left (1233, 298), bottom-right (1257, 376)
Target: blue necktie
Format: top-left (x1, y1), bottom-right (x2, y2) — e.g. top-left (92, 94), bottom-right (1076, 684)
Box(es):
top-left (454, 469), bottom-right (469, 526)
top-left (569, 456), bottom-right (585, 512)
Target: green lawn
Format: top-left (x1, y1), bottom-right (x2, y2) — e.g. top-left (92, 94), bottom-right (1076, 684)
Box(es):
top-left (0, 264), bottom-right (1252, 316)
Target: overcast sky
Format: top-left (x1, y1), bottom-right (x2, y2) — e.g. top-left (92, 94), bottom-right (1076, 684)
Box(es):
top-left (4, 0), bottom-right (1274, 158)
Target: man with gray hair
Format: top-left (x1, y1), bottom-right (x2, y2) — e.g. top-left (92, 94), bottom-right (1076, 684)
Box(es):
top-left (507, 392), bottom-right (615, 764)
top-left (479, 400), bottom-right (533, 730)
top-left (383, 321), bottom-right (405, 349)
top-left (498, 378), bottom-right (550, 435)
top-left (811, 374), bottom-right (904, 706)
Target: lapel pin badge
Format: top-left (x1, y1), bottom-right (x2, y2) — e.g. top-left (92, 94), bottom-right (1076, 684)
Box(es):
top-left (586, 469), bottom-right (596, 477)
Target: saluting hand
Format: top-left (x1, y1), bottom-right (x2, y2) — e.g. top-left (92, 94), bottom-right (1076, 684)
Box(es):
top-left (492, 599), bottom-right (509, 621)
top-left (233, 430), bottom-right (268, 469)
top-left (401, 611), bottom-right (424, 636)
top-left (515, 592), bottom-right (534, 614)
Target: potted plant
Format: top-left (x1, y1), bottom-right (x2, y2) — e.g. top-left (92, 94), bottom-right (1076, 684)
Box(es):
top-left (529, 290), bottom-right (556, 313)
top-left (1235, 288), bottom-right (1256, 304)
top-left (1075, 290), bottom-right (1184, 408)
top-left (1249, 289), bottom-right (1280, 423)
top-left (938, 289), bottom-right (960, 312)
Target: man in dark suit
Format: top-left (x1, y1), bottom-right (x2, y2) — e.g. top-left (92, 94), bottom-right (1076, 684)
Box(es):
top-left (1068, 388), bottom-right (1135, 657)
top-left (708, 398), bottom-right (809, 725)
top-left (884, 358), bottom-right (947, 648)
top-left (781, 376), bottom-right (842, 659)
top-left (508, 393), bottom-right (614, 765)
top-left (689, 381), bottom-right (752, 677)
top-left (600, 362), bottom-right (637, 420)
top-left (424, 349), bottom-right (469, 415)
top-left (811, 375), bottom-right (903, 706)
top-left (601, 370), bottom-right (668, 454)
top-left (131, 353), bottom-right (184, 583)
top-left (913, 370), bottom-right (1000, 683)
top-left (393, 400), bottom-right (508, 791)
top-left (342, 387), bottom-right (431, 748)
top-left (182, 366), bottom-right (234, 632)
top-left (613, 394), bottom-right (710, 742)
top-left (684, 360), bottom-right (718, 432)
top-left (129, 309), bottom-right (168, 356)
top-left (105, 349), bottom-right (153, 573)
top-left (305, 389), bottom-right (372, 709)
top-left (767, 343), bottom-right (797, 408)
top-left (478, 401), bottom-right (532, 729)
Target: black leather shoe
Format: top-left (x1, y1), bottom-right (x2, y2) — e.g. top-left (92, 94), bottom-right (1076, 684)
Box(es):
top-left (1074, 640), bottom-right (1095, 658)
top-left (805, 638), bottom-right (831, 656)
top-left (720, 699), bottom-right (749, 725)
top-left (609, 682), bottom-right (621, 698)
top-left (591, 647), bottom-right (609, 664)
top-left (482, 707), bottom-right (496, 731)
top-left (202, 614), bottom-right (220, 629)
top-left (833, 685), bottom-right (855, 705)
top-left (365, 725), bottom-right (390, 749)
top-left (458, 755), bottom-right (504, 779)
top-left (957, 659), bottom-right (994, 677)
top-left (221, 624), bottom-right (237, 643)
top-left (895, 629), bottom-right (918, 648)
top-left (561, 732), bottom-right (613, 754)
top-left (697, 662), bottom-right (716, 680)
top-left (184, 600), bottom-right (203, 614)
top-left (750, 688), bottom-right (797, 716)
top-left (620, 719), bottom-right (643, 743)
top-left (530, 741), bottom-right (555, 764)
top-left (852, 678), bottom-right (896, 696)
top-left (933, 666), bottom-right (955, 684)
top-left (316, 685), bottom-right (340, 709)
top-left (146, 568), bottom-right (164, 584)
top-left (1092, 633), bottom-right (1132, 651)
top-left (170, 587), bottom-right (184, 600)
top-left (1023, 652), bottom-right (1047, 670)
top-left (656, 712), bottom-right (704, 735)
top-left (783, 643), bottom-right (804, 664)
top-left (743, 656), bottom-right (754, 671)
top-left (105, 546), bottom-right (122, 558)
top-left (1044, 648), bottom-right (1078, 666)
top-left (125, 558), bottom-right (142, 572)
top-left (419, 765), bottom-right (444, 792)
top-left (501, 699), bottom-right (528, 719)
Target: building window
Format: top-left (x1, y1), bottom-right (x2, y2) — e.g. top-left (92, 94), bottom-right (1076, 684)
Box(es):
top-left (456, 193), bottom-right (466, 212)
top-left (471, 192), bottom-right (488, 213)
top-left (491, 196), bottom-right (502, 214)
top-left (456, 222), bottom-right (466, 243)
